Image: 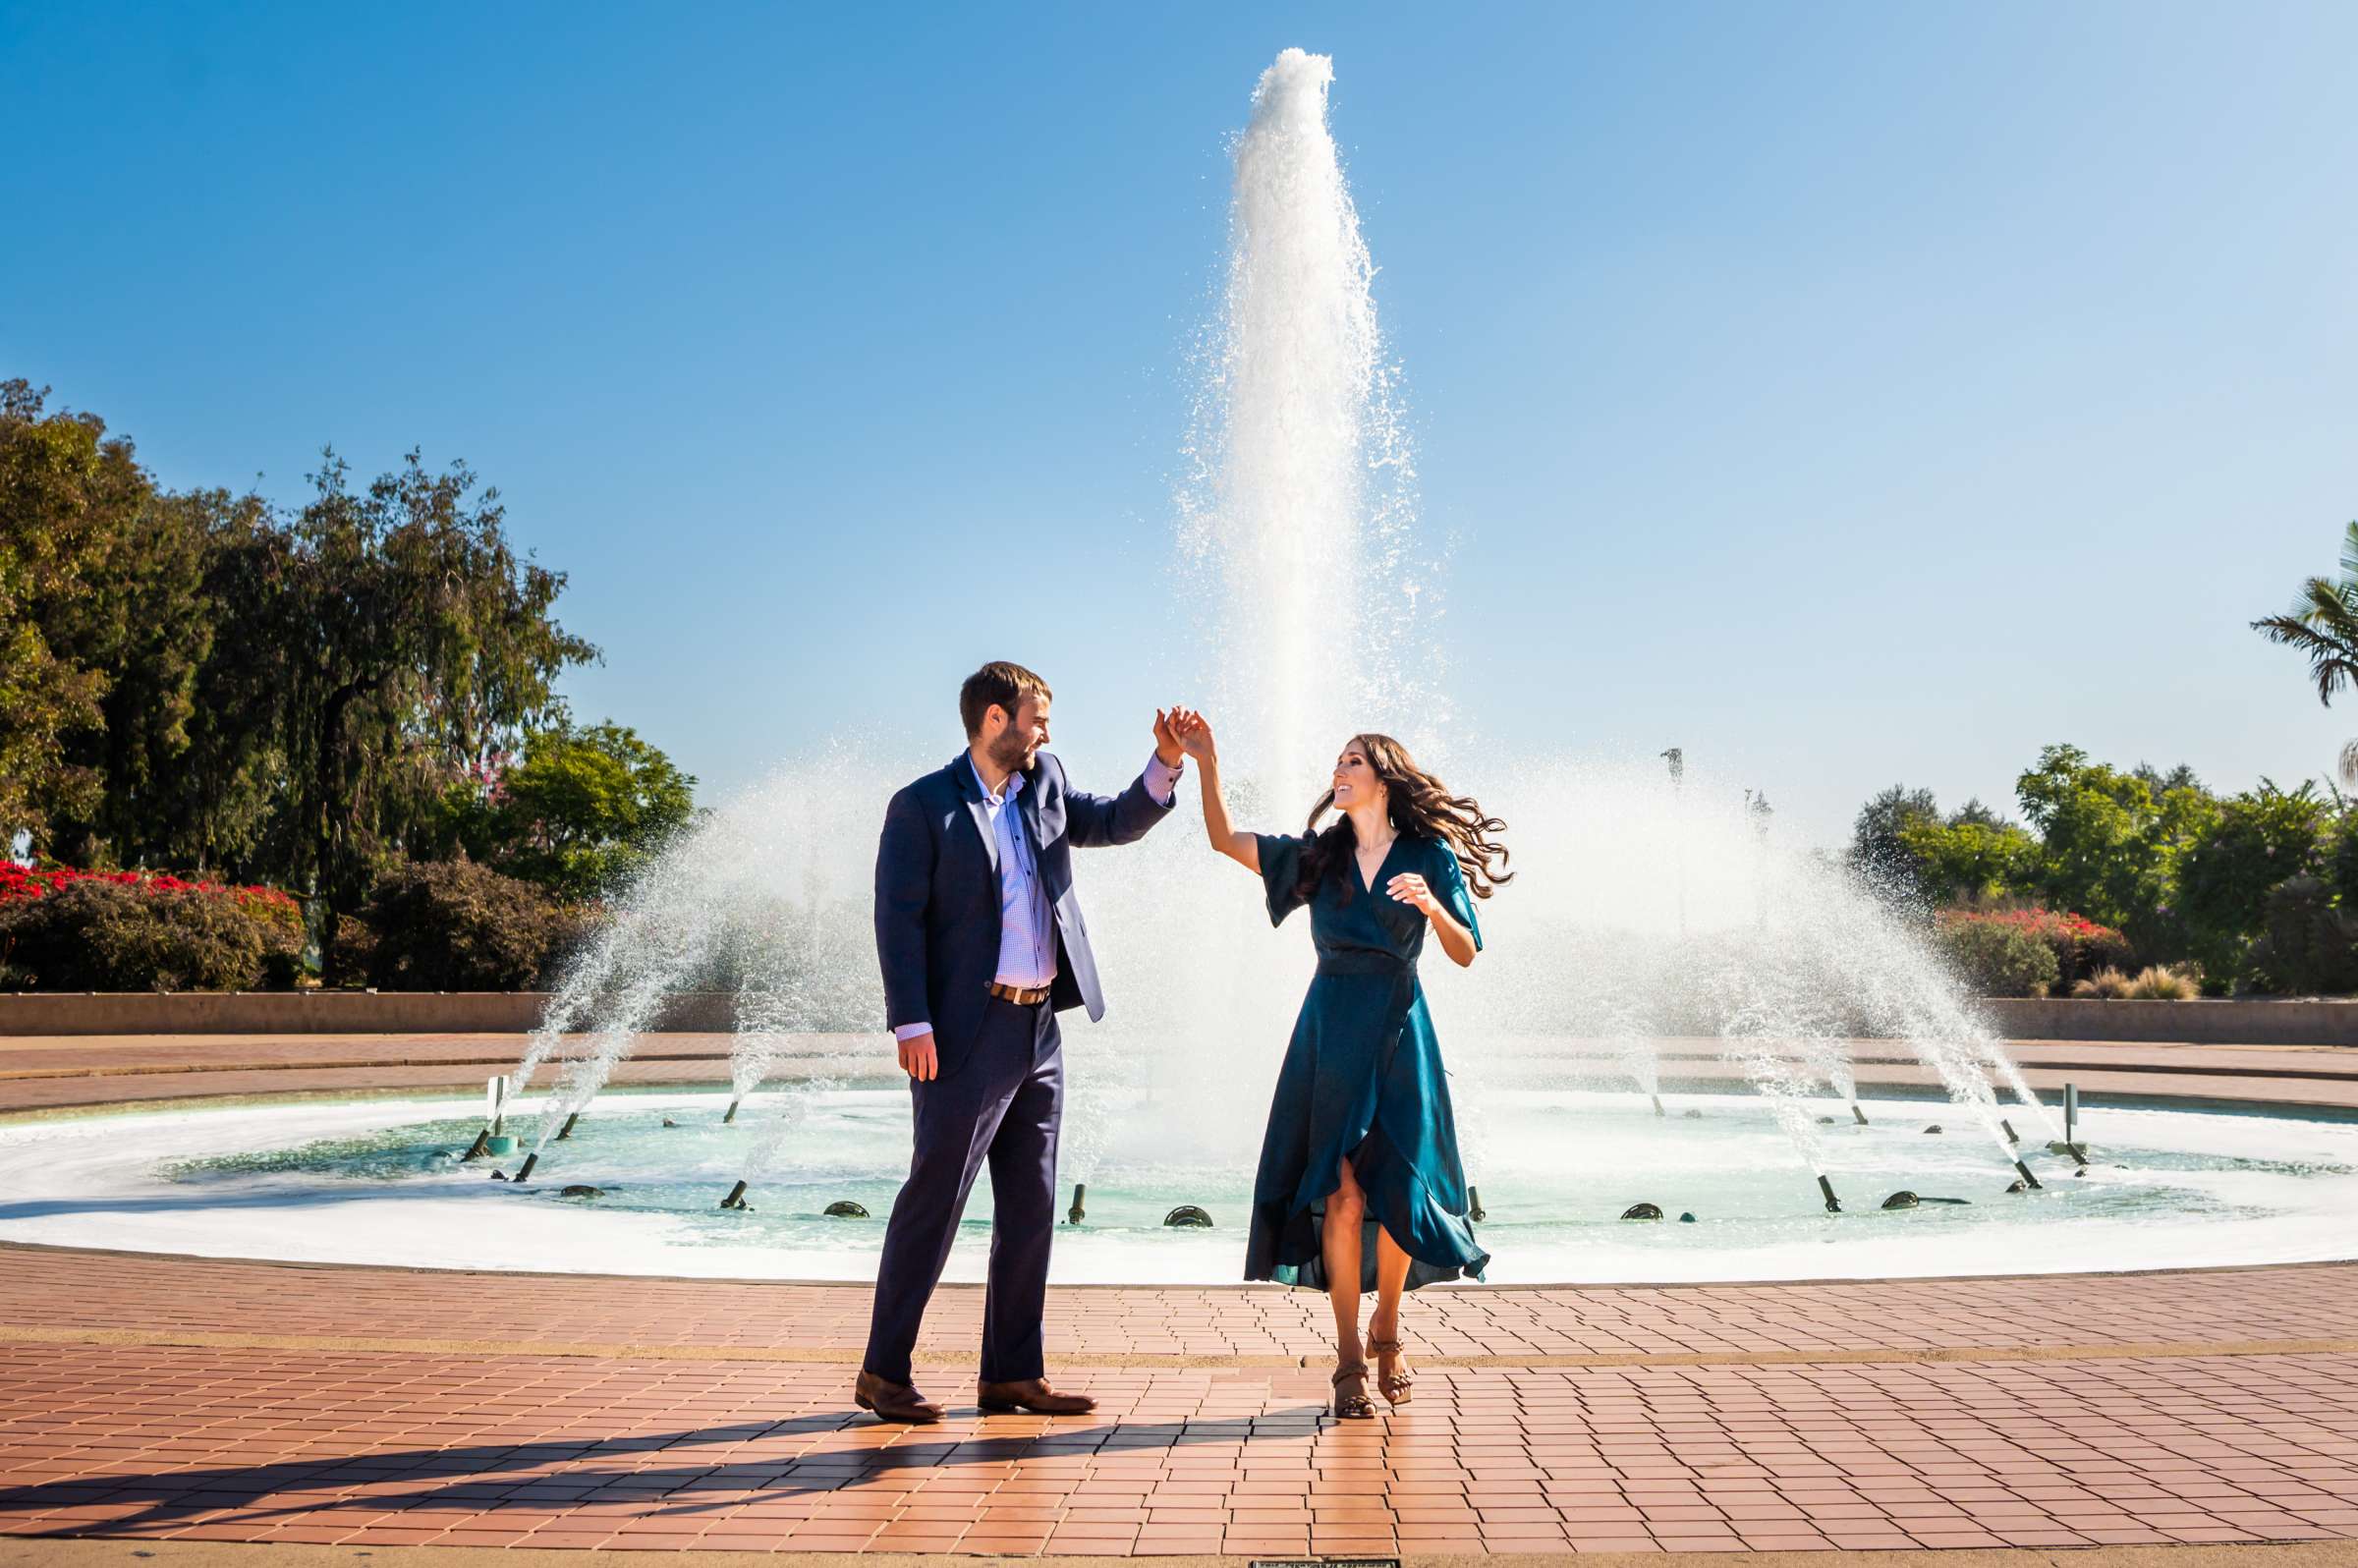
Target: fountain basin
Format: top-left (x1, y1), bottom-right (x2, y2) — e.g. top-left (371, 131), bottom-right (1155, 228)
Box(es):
top-left (2, 1084), bottom-right (2353, 1284)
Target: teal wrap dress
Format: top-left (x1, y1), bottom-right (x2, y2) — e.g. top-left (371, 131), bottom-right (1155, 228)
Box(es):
top-left (1243, 831), bottom-right (1490, 1293)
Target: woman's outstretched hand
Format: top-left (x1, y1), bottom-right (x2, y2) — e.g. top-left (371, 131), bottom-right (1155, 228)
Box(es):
top-left (1386, 871), bottom-right (1439, 917)
top-left (1169, 708), bottom-right (1217, 763)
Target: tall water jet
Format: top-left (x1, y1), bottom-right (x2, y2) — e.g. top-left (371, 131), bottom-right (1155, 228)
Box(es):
top-left (1180, 46), bottom-right (1419, 799)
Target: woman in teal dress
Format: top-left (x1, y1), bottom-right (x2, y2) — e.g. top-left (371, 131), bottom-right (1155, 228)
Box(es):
top-left (1169, 716), bottom-right (1509, 1419)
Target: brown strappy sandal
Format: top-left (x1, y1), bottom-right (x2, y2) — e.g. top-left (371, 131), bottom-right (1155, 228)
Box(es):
top-left (1330, 1361), bottom-right (1376, 1420)
top-left (1369, 1336), bottom-right (1414, 1406)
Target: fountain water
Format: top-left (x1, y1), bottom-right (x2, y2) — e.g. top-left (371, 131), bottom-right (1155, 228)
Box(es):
top-left (499, 45), bottom-right (2074, 1224)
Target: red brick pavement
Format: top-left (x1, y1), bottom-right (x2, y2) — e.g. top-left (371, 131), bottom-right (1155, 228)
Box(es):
top-left (3, 1036), bottom-right (2357, 1555)
top-left (2, 1340), bottom-right (2355, 1554)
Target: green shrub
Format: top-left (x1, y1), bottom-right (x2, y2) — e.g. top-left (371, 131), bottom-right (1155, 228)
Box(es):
top-left (2243, 875), bottom-right (2358, 995)
top-left (2174, 782), bottom-right (2330, 981)
top-left (1937, 918), bottom-right (2060, 997)
top-left (0, 878), bottom-right (267, 991)
top-left (326, 913), bottom-right (377, 986)
top-left (358, 860), bottom-right (582, 990)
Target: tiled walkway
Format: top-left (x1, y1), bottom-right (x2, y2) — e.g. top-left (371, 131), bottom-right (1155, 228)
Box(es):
top-left (2, 1036), bottom-right (2357, 1557)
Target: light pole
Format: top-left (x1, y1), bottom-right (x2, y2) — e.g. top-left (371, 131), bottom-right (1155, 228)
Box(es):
top-left (1660, 749), bottom-right (1686, 939)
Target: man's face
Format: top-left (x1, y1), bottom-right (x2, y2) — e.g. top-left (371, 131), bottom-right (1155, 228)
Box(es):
top-left (987, 695), bottom-right (1051, 772)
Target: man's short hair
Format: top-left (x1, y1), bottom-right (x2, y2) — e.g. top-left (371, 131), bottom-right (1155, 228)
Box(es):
top-left (960, 661), bottom-right (1052, 738)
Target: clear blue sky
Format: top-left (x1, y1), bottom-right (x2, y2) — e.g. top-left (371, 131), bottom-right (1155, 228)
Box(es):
top-left (8, 2), bottom-right (2357, 845)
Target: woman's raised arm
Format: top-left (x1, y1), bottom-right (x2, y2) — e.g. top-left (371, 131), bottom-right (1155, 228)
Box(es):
top-left (1173, 712), bottom-right (1259, 872)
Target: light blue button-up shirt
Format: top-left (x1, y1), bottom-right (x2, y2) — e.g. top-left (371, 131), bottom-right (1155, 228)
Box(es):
top-left (893, 753), bottom-right (1181, 1042)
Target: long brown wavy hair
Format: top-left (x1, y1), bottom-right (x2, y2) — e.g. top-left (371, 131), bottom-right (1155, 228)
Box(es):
top-left (1298, 733), bottom-right (1512, 906)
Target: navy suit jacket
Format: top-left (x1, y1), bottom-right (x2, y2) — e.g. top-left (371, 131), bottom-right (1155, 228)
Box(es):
top-left (874, 750), bottom-right (1174, 1079)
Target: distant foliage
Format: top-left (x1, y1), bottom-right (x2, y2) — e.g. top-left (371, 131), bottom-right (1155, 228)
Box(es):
top-left (1852, 710), bottom-right (2358, 994)
top-left (0, 865), bottom-right (303, 991)
top-left (2172, 781), bottom-right (2328, 982)
top-left (1898, 816), bottom-right (2041, 907)
top-left (2244, 875), bottom-right (2358, 996)
top-left (1848, 785), bottom-right (1940, 908)
top-left (0, 378), bottom-right (703, 992)
top-left (0, 876), bottom-right (285, 991)
top-left (1937, 907), bottom-right (2130, 992)
top-left (357, 860), bottom-right (593, 991)
top-left (1934, 917), bottom-right (2060, 998)
top-left (425, 721), bottom-right (698, 902)
top-left (2013, 745), bottom-right (2212, 953)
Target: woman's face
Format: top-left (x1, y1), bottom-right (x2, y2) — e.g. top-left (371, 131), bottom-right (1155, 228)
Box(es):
top-left (1330, 744), bottom-right (1387, 813)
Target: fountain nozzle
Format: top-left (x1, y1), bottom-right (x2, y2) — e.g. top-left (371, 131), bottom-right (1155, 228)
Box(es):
top-left (2011, 1159), bottom-right (2043, 1191)
top-left (461, 1128), bottom-right (490, 1162)
top-left (1818, 1174), bottom-right (1841, 1213)
top-left (2001, 1118), bottom-right (2020, 1146)
top-left (723, 1098), bottom-right (741, 1125)
top-left (1850, 1102), bottom-right (1869, 1126)
top-left (1650, 1095), bottom-right (1665, 1118)
top-left (512, 1151), bottom-right (538, 1184)
top-left (1468, 1185), bottom-right (1487, 1222)
top-left (1067, 1183), bottom-right (1087, 1225)
top-left (719, 1180), bottom-right (751, 1210)
top-left (554, 1111), bottom-right (580, 1142)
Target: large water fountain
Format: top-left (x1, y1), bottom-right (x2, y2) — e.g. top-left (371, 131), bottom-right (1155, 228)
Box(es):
top-left (7, 49), bottom-right (2356, 1283)
top-left (500, 46), bottom-right (2059, 1197)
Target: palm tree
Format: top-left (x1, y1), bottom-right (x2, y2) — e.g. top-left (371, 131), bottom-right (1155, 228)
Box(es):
top-left (2254, 520), bottom-right (2358, 784)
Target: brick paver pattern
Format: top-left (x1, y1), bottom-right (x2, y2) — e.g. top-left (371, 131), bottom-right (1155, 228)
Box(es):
top-left (4, 1032), bottom-right (2358, 1554)
top-left (3, 1247), bottom-right (2357, 1555)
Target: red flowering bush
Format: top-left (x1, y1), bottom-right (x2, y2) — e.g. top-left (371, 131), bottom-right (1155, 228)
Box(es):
top-left (1936, 907), bottom-right (2133, 990)
top-left (1937, 917), bottom-right (2060, 997)
top-left (0, 865), bottom-right (306, 991)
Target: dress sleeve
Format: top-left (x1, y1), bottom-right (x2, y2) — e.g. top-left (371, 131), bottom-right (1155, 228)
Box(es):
top-left (1434, 843), bottom-right (1484, 951)
top-left (1254, 833), bottom-right (1314, 927)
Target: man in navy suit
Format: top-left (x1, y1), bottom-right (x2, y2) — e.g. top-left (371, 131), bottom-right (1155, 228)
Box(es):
top-left (856, 660), bottom-right (1191, 1423)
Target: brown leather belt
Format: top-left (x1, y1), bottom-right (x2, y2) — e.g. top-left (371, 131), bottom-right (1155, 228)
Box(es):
top-left (985, 980), bottom-right (1052, 1006)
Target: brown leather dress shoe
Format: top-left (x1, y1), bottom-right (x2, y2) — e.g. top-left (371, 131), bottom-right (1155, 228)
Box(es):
top-left (855, 1370), bottom-right (945, 1424)
top-left (977, 1377), bottom-right (1095, 1415)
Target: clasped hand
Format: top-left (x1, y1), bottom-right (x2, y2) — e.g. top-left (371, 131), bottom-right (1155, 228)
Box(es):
top-left (1152, 706), bottom-right (1204, 767)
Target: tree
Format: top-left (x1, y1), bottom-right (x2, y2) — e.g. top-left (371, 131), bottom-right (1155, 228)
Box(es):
top-left (1849, 784), bottom-right (1939, 906)
top-left (268, 451), bottom-right (599, 950)
top-left (1948, 796), bottom-right (2010, 828)
top-left (461, 720), bottom-right (697, 901)
top-left (1896, 815), bottom-right (2042, 906)
top-left (0, 379), bottom-right (143, 850)
top-left (2, 381), bottom-right (288, 873)
top-left (2174, 780), bottom-right (2330, 982)
top-left (2253, 521), bottom-right (2358, 784)
top-left (47, 486), bottom-right (276, 870)
top-left (2014, 744), bottom-right (2214, 953)
top-left (2133, 761), bottom-right (2204, 795)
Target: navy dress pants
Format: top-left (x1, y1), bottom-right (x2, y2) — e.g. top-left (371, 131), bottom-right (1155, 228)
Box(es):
top-left (863, 994), bottom-right (1063, 1386)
